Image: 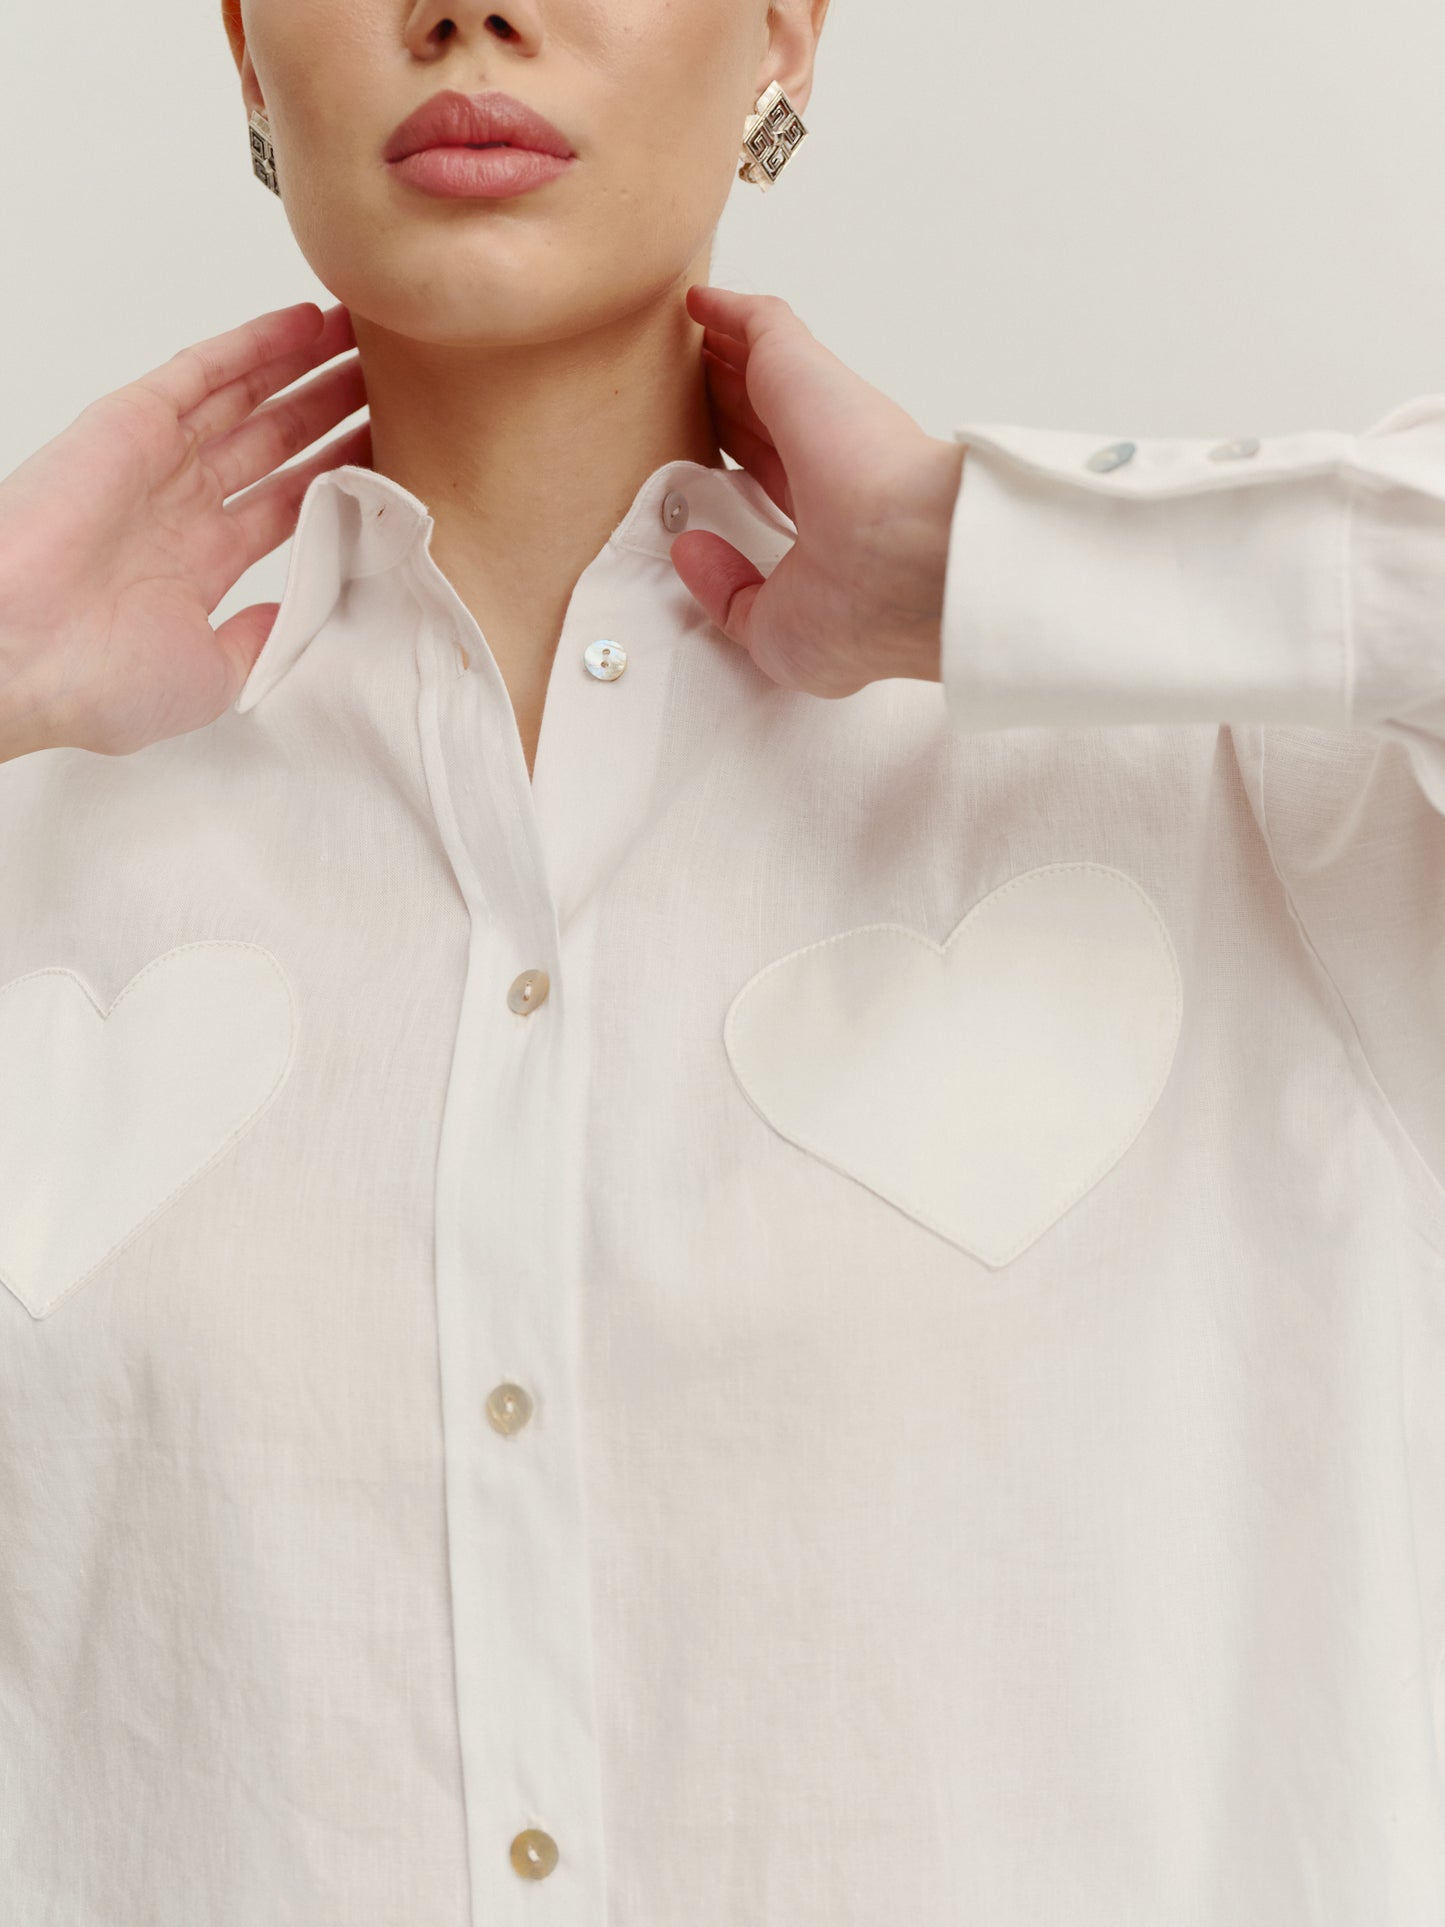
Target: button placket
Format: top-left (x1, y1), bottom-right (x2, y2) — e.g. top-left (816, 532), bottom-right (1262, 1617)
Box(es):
top-left (412, 584), bottom-right (608, 1922)
top-left (528, 484), bottom-right (697, 934)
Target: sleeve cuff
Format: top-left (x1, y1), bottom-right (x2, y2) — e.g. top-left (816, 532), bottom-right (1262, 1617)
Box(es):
top-left (937, 418), bottom-right (1357, 735)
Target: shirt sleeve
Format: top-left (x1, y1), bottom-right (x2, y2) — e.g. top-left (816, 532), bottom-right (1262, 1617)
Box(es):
top-left (938, 395), bottom-right (1445, 1216)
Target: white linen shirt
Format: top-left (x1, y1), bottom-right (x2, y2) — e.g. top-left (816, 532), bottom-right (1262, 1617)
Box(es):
top-left (2, 394), bottom-right (1444, 1927)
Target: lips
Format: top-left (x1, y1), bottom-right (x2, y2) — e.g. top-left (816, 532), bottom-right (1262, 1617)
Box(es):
top-left (382, 89), bottom-right (575, 163)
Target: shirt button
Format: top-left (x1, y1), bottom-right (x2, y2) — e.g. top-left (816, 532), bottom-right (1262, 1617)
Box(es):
top-left (485, 1382), bottom-right (534, 1436)
top-left (1084, 439), bottom-right (1136, 473)
top-left (1206, 435), bottom-right (1261, 461)
top-left (510, 1828), bottom-right (559, 1880)
top-left (661, 488), bottom-right (690, 533)
top-left (584, 639), bottom-right (627, 681)
top-left (506, 967), bottom-right (550, 1015)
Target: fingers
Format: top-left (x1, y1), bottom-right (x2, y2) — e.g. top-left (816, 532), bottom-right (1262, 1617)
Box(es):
top-left (689, 284), bottom-right (797, 519)
top-left (203, 351), bottom-right (368, 502)
top-left (685, 284), bottom-right (759, 337)
top-left (701, 354), bottom-right (792, 521)
top-left (181, 302), bottom-right (356, 448)
top-left (133, 300), bottom-right (331, 418)
top-left (686, 284), bottom-right (799, 350)
top-left (702, 345), bottom-right (774, 452)
top-left (220, 415), bottom-right (373, 584)
top-left (687, 285), bottom-right (755, 376)
top-left (700, 330), bottom-right (747, 375)
top-left (211, 598), bottom-right (282, 701)
top-left (687, 285), bottom-right (792, 381)
top-left (708, 415), bottom-right (792, 523)
top-left (668, 527), bottom-right (765, 651)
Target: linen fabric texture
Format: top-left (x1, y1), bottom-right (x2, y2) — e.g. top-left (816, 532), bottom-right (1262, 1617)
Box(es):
top-left (1, 391), bottom-right (1444, 1925)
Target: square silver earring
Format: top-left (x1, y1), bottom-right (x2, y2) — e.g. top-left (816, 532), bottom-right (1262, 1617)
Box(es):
top-left (249, 107), bottom-right (281, 198)
top-left (737, 81), bottom-right (808, 191)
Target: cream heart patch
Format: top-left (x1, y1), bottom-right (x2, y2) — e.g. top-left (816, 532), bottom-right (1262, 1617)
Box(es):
top-left (723, 863), bottom-right (1181, 1268)
top-left (0, 942), bottom-right (297, 1319)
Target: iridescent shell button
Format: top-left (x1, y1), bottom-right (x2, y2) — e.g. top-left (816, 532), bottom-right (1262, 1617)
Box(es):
top-left (661, 488), bottom-right (691, 532)
top-left (485, 1382), bottom-right (534, 1436)
top-left (1085, 440), bottom-right (1136, 473)
top-left (510, 1828), bottom-right (559, 1880)
top-left (1206, 435), bottom-right (1261, 461)
top-left (506, 967), bottom-right (550, 1015)
top-left (584, 639), bottom-right (627, 681)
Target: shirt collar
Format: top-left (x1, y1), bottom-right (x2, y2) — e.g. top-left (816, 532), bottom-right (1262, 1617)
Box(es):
top-left (234, 455), bottom-right (795, 715)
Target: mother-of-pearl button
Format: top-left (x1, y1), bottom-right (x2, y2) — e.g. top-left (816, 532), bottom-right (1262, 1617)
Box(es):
top-left (485, 1382), bottom-right (534, 1435)
top-left (584, 639), bottom-right (627, 681)
top-left (1206, 435), bottom-right (1261, 461)
top-left (506, 968), bottom-right (549, 1015)
top-left (510, 1828), bottom-right (559, 1879)
top-left (661, 488), bottom-right (690, 532)
top-left (1085, 440), bottom-right (1136, 473)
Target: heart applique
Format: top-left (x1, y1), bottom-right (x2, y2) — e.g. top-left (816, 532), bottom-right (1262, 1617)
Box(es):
top-left (0, 942), bottom-right (297, 1319)
top-left (723, 863), bottom-right (1181, 1268)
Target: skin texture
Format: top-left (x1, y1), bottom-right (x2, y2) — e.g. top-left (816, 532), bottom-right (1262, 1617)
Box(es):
top-left (0, 303), bottom-right (371, 761)
top-left (675, 285), bottom-right (964, 702)
top-left (0, 1), bottom-right (959, 767)
top-left (221, 0), bottom-right (834, 775)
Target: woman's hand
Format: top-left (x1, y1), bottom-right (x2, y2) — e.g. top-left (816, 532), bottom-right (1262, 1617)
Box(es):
top-left (673, 284), bottom-right (964, 697)
top-left (0, 301), bottom-right (369, 761)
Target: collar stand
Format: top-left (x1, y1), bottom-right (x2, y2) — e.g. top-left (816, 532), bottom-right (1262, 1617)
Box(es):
top-left (233, 464), bottom-right (432, 713)
top-left (607, 456), bottom-right (795, 561)
top-left (234, 456), bottom-right (795, 716)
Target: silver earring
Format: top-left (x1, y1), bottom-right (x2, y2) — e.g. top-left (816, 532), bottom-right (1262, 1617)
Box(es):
top-left (249, 107), bottom-right (282, 198)
top-left (737, 81), bottom-right (808, 191)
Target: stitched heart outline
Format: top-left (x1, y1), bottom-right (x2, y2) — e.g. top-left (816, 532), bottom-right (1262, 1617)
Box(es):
top-left (0, 942), bottom-right (297, 1319)
top-left (722, 863), bottom-right (1182, 1268)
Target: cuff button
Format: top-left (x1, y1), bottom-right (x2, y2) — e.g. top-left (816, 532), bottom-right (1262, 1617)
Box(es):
top-left (1206, 435), bottom-right (1261, 461)
top-left (1084, 440), bottom-right (1136, 473)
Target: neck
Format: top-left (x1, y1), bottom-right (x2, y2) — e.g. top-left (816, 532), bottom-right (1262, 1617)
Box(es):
top-left (352, 261), bottom-right (725, 717)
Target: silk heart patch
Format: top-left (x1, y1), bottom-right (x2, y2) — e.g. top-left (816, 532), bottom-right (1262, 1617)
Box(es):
top-left (723, 863), bottom-right (1182, 1268)
top-left (0, 942), bottom-right (297, 1319)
